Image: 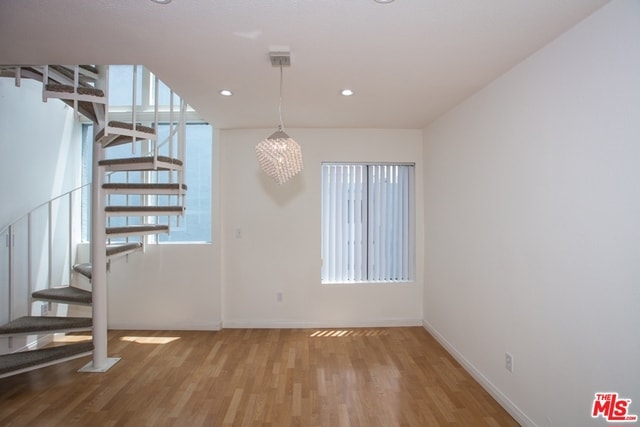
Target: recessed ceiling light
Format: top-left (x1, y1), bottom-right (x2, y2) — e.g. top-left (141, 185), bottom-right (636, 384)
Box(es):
top-left (374, 0), bottom-right (395, 3)
top-left (341, 89), bottom-right (354, 96)
top-left (219, 89), bottom-right (233, 96)
top-left (150, 0), bottom-right (172, 3)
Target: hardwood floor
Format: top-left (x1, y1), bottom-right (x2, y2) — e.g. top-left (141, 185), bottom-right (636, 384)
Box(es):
top-left (0, 328), bottom-right (518, 426)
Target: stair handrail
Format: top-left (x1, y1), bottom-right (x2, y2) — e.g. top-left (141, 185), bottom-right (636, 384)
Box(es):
top-left (1, 183), bottom-right (90, 327)
top-left (0, 183), bottom-right (91, 237)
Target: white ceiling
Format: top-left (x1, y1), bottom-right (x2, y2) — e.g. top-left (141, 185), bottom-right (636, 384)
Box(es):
top-left (0, 0), bottom-right (609, 129)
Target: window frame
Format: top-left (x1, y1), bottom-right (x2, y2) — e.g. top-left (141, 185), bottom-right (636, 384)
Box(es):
top-left (321, 162), bottom-right (416, 284)
top-left (79, 65), bottom-right (212, 244)
top-left (80, 121), bottom-right (212, 245)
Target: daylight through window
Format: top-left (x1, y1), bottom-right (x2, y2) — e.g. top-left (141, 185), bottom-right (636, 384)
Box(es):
top-left (80, 65), bottom-right (212, 244)
top-left (321, 163), bottom-right (415, 283)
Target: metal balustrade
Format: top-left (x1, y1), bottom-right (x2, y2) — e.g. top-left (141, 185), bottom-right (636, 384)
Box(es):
top-left (0, 184), bottom-right (88, 354)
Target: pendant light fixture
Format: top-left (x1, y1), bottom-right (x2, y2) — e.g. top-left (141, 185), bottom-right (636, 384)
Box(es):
top-left (255, 52), bottom-right (304, 185)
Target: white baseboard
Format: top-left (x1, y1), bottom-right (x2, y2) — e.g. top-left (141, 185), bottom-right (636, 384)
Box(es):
top-left (221, 318), bottom-right (423, 329)
top-left (108, 321), bottom-right (222, 331)
top-left (422, 320), bottom-right (536, 427)
top-left (106, 318), bottom-right (421, 331)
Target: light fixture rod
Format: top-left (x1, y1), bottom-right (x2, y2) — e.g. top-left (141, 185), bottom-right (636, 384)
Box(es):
top-left (270, 51), bottom-right (291, 131)
top-left (278, 63), bottom-right (284, 130)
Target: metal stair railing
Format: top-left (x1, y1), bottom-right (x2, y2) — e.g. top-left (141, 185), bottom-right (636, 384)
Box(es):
top-left (0, 184), bottom-right (89, 354)
top-left (103, 65), bottom-right (188, 244)
top-left (1, 64), bottom-right (190, 373)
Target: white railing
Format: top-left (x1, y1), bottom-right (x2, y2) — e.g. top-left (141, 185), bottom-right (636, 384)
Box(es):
top-left (102, 65), bottom-right (188, 243)
top-left (0, 184), bottom-right (88, 353)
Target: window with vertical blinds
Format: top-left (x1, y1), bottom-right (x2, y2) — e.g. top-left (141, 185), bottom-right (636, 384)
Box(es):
top-left (321, 163), bottom-right (415, 283)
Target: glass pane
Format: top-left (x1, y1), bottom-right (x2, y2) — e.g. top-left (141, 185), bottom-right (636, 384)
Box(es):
top-left (81, 124), bottom-right (93, 242)
top-left (160, 123), bottom-right (212, 243)
top-left (152, 76), bottom-right (182, 109)
top-left (82, 71), bottom-right (211, 244)
top-left (322, 163), bottom-right (414, 283)
top-left (108, 65), bottom-right (143, 107)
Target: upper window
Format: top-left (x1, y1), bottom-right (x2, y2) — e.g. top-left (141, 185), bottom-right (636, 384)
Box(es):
top-left (81, 65), bottom-right (212, 244)
top-left (321, 163), bottom-right (415, 283)
top-left (158, 123), bottom-right (211, 243)
top-left (81, 122), bottom-right (212, 243)
top-left (108, 65), bottom-right (196, 113)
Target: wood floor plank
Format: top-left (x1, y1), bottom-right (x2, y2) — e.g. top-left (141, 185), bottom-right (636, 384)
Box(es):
top-left (0, 327), bottom-right (518, 426)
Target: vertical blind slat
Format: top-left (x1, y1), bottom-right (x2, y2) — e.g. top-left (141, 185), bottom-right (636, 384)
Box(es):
top-left (347, 166), bottom-right (355, 281)
top-left (336, 166), bottom-right (342, 279)
top-left (321, 165), bottom-right (330, 281)
top-left (354, 165), bottom-right (364, 281)
top-left (360, 165), bottom-right (367, 280)
top-left (329, 165), bottom-right (337, 281)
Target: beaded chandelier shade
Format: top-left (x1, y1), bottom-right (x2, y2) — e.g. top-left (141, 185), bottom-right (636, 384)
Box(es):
top-left (255, 52), bottom-right (303, 184)
top-left (256, 128), bottom-right (303, 185)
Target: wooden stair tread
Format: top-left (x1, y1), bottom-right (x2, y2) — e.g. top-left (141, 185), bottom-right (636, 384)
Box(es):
top-left (73, 263), bottom-right (93, 279)
top-left (105, 206), bottom-right (185, 213)
top-left (0, 66), bottom-right (39, 79)
top-left (106, 224), bottom-right (170, 235)
top-left (107, 121), bottom-right (155, 134)
top-left (0, 341), bottom-right (93, 377)
top-left (75, 240), bottom-right (146, 279)
top-left (103, 183), bottom-right (187, 191)
top-left (73, 243), bottom-right (144, 280)
top-left (106, 242), bottom-right (143, 257)
top-left (49, 65), bottom-right (98, 85)
top-left (99, 156), bottom-right (183, 167)
top-left (0, 316), bottom-right (92, 337)
top-left (32, 286), bottom-right (92, 305)
top-left (0, 65), bottom-right (98, 88)
top-left (45, 83), bottom-right (73, 93)
top-left (95, 121), bottom-right (156, 148)
top-left (45, 83), bottom-right (104, 97)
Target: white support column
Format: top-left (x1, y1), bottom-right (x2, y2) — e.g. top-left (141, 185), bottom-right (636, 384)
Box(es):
top-left (7, 226), bottom-right (14, 322)
top-left (179, 99), bottom-right (187, 207)
top-left (131, 65), bottom-right (138, 154)
top-left (14, 66), bottom-right (21, 87)
top-left (80, 64), bottom-right (120, 373)
top-left (42, 66), bottom-right (48, 103)
top-left (73, 66), bottom-right (79, 120)
top-left (27, 213), bottom-right (33, 308)
top-left (7, 226), bottom-right (13, 349)
top-left (68, 192), bottom-right (74, 282)
top-left (48, 201), bottom-right (53, 289)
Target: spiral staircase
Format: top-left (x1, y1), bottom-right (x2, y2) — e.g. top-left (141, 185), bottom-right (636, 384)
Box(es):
top-left (0, 65), bottom-right (187, 377)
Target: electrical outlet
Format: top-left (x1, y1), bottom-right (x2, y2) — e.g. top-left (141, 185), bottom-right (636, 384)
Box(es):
top-left (276, 292), bottom-right (283, 302)
top-left (505, 352), bottom-right (514, 373)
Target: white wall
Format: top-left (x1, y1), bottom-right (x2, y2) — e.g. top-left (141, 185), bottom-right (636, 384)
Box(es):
top-left (107, 244), bottom-right (222, 330)
top-left (422, 1), bottom-right (640, 426)
top-left (107, 130), bottom-right (222, 330)
top-left (221, 128), bottom-right (423, 328)
top-left (0, 76), bottom-right (82, 352)
top-left (0, 78), bottom-right (80, 228)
